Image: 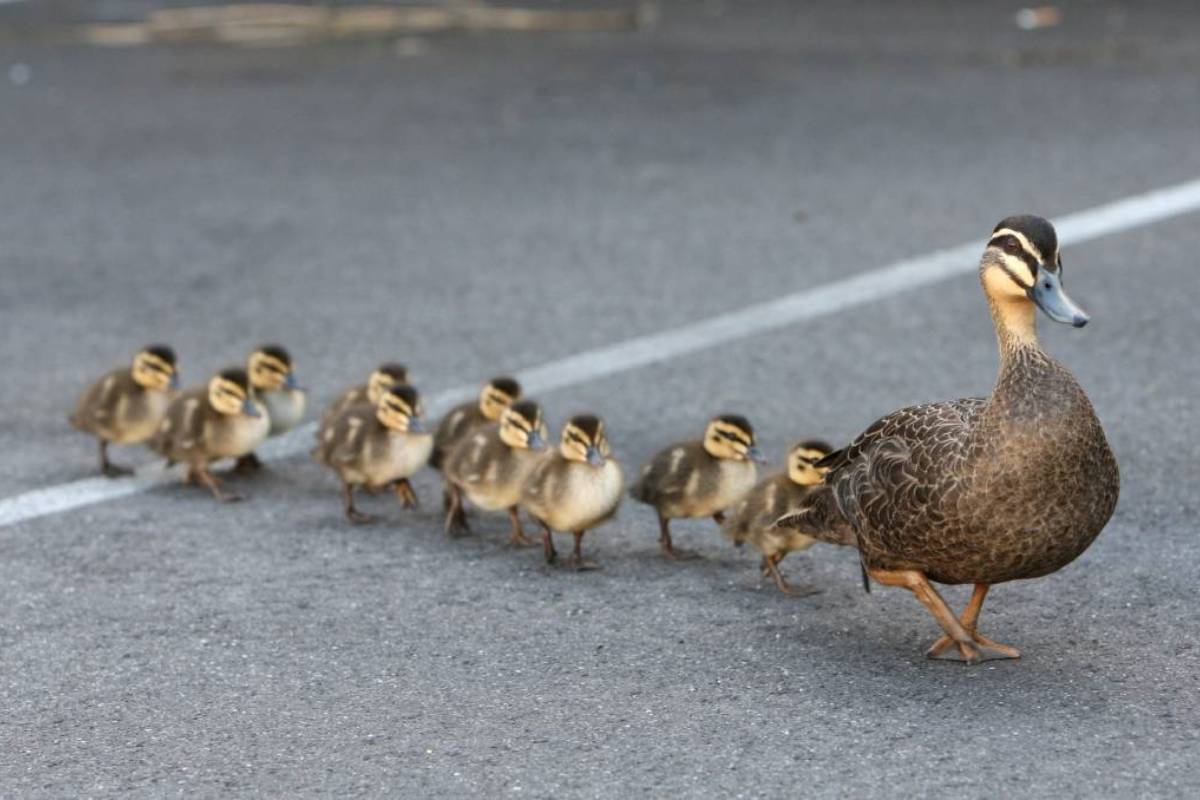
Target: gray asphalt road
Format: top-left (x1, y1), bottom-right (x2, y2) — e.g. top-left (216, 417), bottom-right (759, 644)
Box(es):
top-left (2, 2), bottom-right (1199, 797)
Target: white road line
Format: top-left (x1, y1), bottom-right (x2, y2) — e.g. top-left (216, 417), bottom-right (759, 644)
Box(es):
top-left (4, 176), bottom-right (1200, 528)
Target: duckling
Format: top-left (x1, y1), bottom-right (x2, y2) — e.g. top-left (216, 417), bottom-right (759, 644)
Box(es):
top-left (151, 367), bottom-right (269, 502)
top-left (630, 414), bottom-right (762, 560)
top-left (522, 414), bottom-right (624, 571)
top-left (319, 362), bottom-right (410, 432)
top-left (236, 344), bottom-right (306, 471)
top-left (312, 384), bottom-right (432, 523)
top-left (442, 399), bottom-right (547, 546)
top-left (429, 376), bottom-right (522, 471)
top-left (776, 215), bottom-right (1118, 663)
top-left (723, 440), bottom-right (838, 595)
top-left (69, 344), bottom-right (180, 476)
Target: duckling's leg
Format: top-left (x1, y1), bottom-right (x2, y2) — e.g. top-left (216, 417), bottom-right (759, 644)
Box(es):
top-left (658, 512), bottom-right (699, 560)
top-left (540, 521), bottom-right (557, 564)
top-left (764, 552), bottom-right (820, 597)
top-left (926, 584), bottom-right (1021, 662)
top-left (444, 484), bottom-right (470, 535)
top-left (342, 481), bottom-right (376, 524)
top-left (568, 531), bottom-right (600, 571)
top-left (98, 440), bottom-right (132, 477)
top-left (868, 569), bottom-right (982, 664)
top-left (233, 452), bottom-right (263, 473)
top-left (712, 512), bottom-right (726, 525)
top-left (506, 507), bottom-right (533, 547)
top-left (190, 463), bottom-right (244, 503)
top-left (393, 479), bottom-right (419, 510)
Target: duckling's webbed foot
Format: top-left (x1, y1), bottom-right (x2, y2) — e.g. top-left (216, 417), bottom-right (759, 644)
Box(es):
top-left (657, 513), bottom-right (700, 561)
top-left (342, 482), bottom-right (376, 524)
top-left (233, 453), bottom-right (263, 473)
top-left (763, 553), bottom-right (820, 597)
top-left (869, 568), bottom-right (987, 664)
top-left (393, 479), bottom-right (419, 510)
top-left (567, 531), bottom-right (600, 571)
top-left (506, 507), bottom-right (533, 547)
top-left (98, 441), bottom-right (132, 478)
top-left (925, 583), bottom-right (1021, 662)
top-left (191, 464), bottom-right (244, 503)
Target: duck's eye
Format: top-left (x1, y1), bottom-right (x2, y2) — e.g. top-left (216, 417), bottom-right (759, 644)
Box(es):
top-left (1003, 238), bottom-right (1020, 254)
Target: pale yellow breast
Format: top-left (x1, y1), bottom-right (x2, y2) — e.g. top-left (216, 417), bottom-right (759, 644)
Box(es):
top-left (539, 460), bottom-right (624, 533)
top-left (262, 389), bottom-right (307, 436)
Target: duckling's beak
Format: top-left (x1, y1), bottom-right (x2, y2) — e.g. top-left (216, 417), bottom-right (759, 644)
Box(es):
top-left (285, 373), bottom-right (302, 391)
top-left (242, 397), bottom-right (261, 417)
top-left (528, 430), bottom-right (546, 451)
top-left (747, 445), bottom-right (766, 463)
top-left (169, 372), bottom-right (180, 390)
top-left (407, 416), bottom-right (424, 433)
top-left (586, 445), bottom-right (606, 467)
top-left (1029, 267), bottom-right (1089, 328)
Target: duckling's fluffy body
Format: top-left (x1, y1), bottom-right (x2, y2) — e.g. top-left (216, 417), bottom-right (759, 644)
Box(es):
top-left (70, 369), bottom-right (173, 445)
top-left (523, 454), bottom-right (624, 533)
top-left (261, 389), bottom-right (306, 436)
top-left (631, 442), bottom-right (757, 519)
top-left (313, 404), bottom-right (432, 489)
top-left (723, 473), bottom-right (820, 557)
top-left (153, 389), bottom-right (269, 463)
top-left (443, 425), bottom-right (542, 511)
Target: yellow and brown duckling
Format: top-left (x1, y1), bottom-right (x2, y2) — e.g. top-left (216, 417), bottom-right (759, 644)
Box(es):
top-left (69, 344), bottom-right (180, 476)
top-left (521, 414), bottom-right (624, 571)
top-left (312, 383), bottom-right (432, 523)
top-left (630, 414), bottom-right (762, 560)
top-left (777, 215), bottom-right (1118, 664)
top-left (319, 362), bottom-right (410, 432)
top-left (441, 399), bottom-right (548, 545)
top-left (236, 344), bottom-right (306, 471)
top-left (723, 440), bottom-right (839, 595)
top-left (429, 377), bottom-right (522, 471)
top-left (151, 367), bottom-right (268, 502)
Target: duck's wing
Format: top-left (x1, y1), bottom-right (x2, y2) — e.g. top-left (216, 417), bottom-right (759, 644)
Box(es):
top-left (776, 398), bottom-right (986, 550)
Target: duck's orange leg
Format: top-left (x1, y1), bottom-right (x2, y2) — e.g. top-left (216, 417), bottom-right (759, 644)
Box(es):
top-left (869, 569), bottom-right (984, 664)
top-left (925, 583), bottom-right (1021, 662)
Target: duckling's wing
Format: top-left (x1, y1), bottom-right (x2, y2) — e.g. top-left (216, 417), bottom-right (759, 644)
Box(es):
top-left (630, 442), bottom-right (705, 504)
top-left (431, 403), bottom-right (482, 469)
top-left (70, 369), bottom-right (133, 430)
top-left (323, 408), bottom-right (376, 466)
top-left (152, 389), bottom-right (208, 458)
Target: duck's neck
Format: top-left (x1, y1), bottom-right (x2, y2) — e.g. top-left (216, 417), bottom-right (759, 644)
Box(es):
top-left (987, 294), bottom-right (1058, 407)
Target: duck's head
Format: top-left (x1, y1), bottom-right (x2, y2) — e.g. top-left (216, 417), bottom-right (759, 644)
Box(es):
top-left (703, 414), bottom-right (764, 462)
top-left (559, 414), bottom-right (611, 467)
top-left (208, 368), bottom-right (261, 417)
top-left (366, 362), bottom-right (410, 405)
top-left (499, 400), bottom-right (548, 451)
top-left (787, 439), bottom-right (832, 485)
top-left (131, 344), bottom-right (179, 391)
top-left (980, 215), bottom-right (1088, 329)
top-left (248, 344), bottom-right (300, 392)
top-left (479, 376), bottom-right (522, 420)
top-left (376, 383), bottom-right (424, 433)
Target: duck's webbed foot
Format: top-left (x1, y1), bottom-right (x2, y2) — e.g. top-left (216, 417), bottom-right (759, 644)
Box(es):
top-left (393, 478), bottom-right (419, 510)
top-left (763, 553), bottom-right (820, 597)
top-left (567, 531), bottom-right (600, 571)
top-left (98, 441), bottom-right (133, 477)
top-left (925, 583), bottom-right (1020, 662)
top-left (658, 513), bottom-right (700, 561)
top-left (342, 482), bottom-right (376, 524)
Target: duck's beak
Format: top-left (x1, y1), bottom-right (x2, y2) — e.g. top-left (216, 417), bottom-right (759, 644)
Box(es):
top-left (169, 372), bottom-right (180, 390)
top-left (407, 416), bottom-right (424, 434)
top-left (285, 372), bottom-right (302, 391)
top-left (1029, 267), bottom-right (1089, 328)
top-left (586, 445), bottom-right (606, 467)
top-left (528, 430), bottom-right (546, 451)
top-left (746, 445), bottom-right (766, 463)
top-left (242, 397), bottom-right (261, 417)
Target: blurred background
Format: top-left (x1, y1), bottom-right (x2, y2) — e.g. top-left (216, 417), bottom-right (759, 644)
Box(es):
top-left (2, 2), bottom-right (1199, 797)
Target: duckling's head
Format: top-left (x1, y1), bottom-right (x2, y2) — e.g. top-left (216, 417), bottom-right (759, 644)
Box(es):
top-left (499, 400), bottom-right (548, 451)
top-left (248, 344), bottom-right (300, 392)
top-left (703, 414), bottom-right (763, 462)
top-left (559, 414), bottom-right (611, 467)
top-left (787, 439), bottom-right (833, 485)
top-left (131, 344), bottom-right (179, 391)
top-left (366, 362), bottom-right (410, 405)
top-left (980, 215), bottom-right (1088, 329)
top-left (376, 384), bottom-right (424, 433)
top-left (208, 368), bottom-right (261, 417)
top-left (479, 377), bottom-right (522, 420)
